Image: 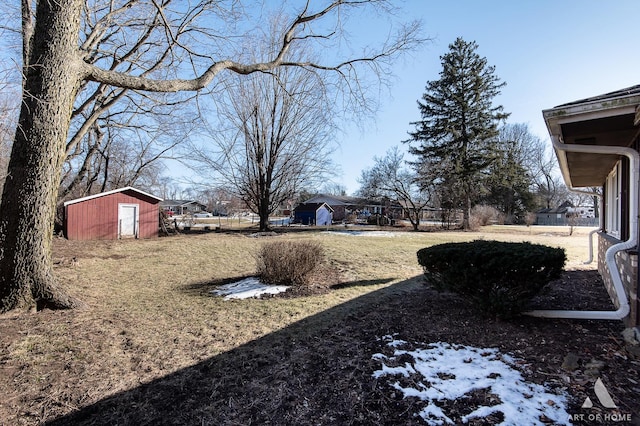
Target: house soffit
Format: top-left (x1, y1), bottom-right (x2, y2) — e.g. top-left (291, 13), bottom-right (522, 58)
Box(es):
top-left (543, 86), bottom-right (640, 188)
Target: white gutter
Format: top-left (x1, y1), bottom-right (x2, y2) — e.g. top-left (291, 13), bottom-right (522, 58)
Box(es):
top-left (526, 136), bottom-right (637, 320)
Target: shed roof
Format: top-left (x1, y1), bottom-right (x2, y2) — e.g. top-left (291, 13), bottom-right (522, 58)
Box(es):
top-left (294, 202), bottom-right (334, 213)
top-left (304, 194), bottom-right (381, 207)
top-left (64, 187), bottom-right (162, 206)
top-left (536, 206), bottom-right (569, 215)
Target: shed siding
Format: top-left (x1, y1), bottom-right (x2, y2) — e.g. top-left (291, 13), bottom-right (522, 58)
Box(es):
top-left (65, 190), bottom-right (159, 240)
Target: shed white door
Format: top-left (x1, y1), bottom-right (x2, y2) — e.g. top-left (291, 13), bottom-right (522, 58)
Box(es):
top-left (316, 206), bottom-right (332, 225)
top-left (119, 204), bottom-right (139, 238)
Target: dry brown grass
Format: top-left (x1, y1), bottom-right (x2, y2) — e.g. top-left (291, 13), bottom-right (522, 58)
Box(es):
top-left (0, 225), bottom-right (603, 424)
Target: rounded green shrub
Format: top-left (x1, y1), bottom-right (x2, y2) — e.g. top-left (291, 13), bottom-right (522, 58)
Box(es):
top-left (416, 240), bottom-right (566, 318)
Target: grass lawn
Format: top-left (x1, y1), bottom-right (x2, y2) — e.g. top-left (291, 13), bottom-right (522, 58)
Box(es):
top-left (1, 225), bottom-right (637, 425)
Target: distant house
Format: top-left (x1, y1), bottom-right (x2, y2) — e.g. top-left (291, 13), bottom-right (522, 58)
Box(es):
top-left (396, 200), bottom-right (442, 221)
top-left (160, 200), bottom-right (208, 216)
top-left (535, 201), bottom-right (572, 226)
top-left (301, 194), bottom-right (385, 222)
top-left (567, 205), bottom-right (596, 219)
top-left (536, 201), bottom-right (598, 226)
top-left (293, 202), bottom-right (333, 225)
top-left (64, 187), bottom-right (162, 240)
top-left (537, 84), bottom-right (640, 327)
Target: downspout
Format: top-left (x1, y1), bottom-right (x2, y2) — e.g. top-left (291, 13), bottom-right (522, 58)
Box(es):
top-left (555, 185), bottom-right (602, 264)
top-left (569, 189), bottom-right (602, 265)
top-left (526, 136), bottom-right (637, 320)
top-left (585, 228), bottom-right (598, 264)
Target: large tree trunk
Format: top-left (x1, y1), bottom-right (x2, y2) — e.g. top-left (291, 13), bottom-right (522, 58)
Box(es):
top-left (258, 197), bottom-right (271, 232)
top-left (462, 192), bottom-right (471, 230)
top-left (0, 0), bottom-right (83, 312)
top-left (411, 213), bottom-right (420, 231)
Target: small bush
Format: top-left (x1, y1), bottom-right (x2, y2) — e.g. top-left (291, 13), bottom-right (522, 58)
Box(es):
top-left (416, 240), bottom-right (566, 318)
top-left (367, 214), bottom-right (391, 225)
top-left (470, 205), bottom-right (503, 229)
top-left (256, 240), bottom-right (325, 287)
top-left (524, 212), bottom-right (537, 226)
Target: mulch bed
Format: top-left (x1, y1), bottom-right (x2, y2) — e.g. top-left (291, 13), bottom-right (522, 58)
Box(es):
top-left (45, 269), bottom-right (640, 425)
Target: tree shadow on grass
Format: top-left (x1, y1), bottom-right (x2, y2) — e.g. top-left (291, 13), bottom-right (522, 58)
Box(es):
top-left (179, 275), bottom-right (257, 295)
top-left (329, 277), bottom-right (396, 290)
top-left (43, 272), bottom-right (636, 425)
top-left (180, 276), bottom-right (398, 297)
top-left (45, 276), bottom-right (425, 426)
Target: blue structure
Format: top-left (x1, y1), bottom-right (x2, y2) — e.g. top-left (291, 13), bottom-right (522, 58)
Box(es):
top-left (293, 202), bottom-right (334, 225)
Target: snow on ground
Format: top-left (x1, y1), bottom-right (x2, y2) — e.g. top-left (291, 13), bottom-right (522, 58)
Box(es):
top-left (373, 336), bottom-right (571, 425)
top-left (323, 230), bottom-right (401, 237)
top-left (212, 276), bottom-right (572, 423)
top-left (210, 277), bottom-right (289, 300)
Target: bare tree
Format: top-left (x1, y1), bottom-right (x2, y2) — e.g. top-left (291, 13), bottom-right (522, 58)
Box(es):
top-left (0, 89), bottom-right (17, 188)
top-left (192, 44), bottom-right (338, 231)
top-left (0, 51), bottom-right (18, 189)
top-left (498, 123), bottom-right (545, 175)
top-left (532, 145), bottom-right (568, 209)
top-left (358, 146), bottom-right (431, 231)
top-left (482, 124), bottom-right (539, 223)
top-left (321, 183), bottom-right (348, 196)
top-left (60, 1), bottom-right (205, 202)
top-left (0, 0), bottom-right (424, 312)
top-left (60, 91), bottom-right (193, 203)
top-left (1, 1), bottom-right (205, 222)
top-left (495, 124), bottom-right (572, 211)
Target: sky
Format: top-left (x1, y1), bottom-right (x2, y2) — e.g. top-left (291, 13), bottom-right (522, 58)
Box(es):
top-left (333, 0), bottom-right (640, 195)
top-left (3, 1), bottom-right (638, 199)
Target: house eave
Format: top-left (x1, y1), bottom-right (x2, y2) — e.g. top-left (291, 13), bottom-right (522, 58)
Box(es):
top-left (543, 87), bottom-right (640, 188)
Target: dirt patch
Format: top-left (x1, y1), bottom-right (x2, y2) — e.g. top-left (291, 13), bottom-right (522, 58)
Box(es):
top-left (529, 269), bottom-right (617, 311)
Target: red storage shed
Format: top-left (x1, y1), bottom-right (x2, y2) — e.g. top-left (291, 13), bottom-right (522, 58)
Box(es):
top-left (64, 187), bottom-right (163, 240)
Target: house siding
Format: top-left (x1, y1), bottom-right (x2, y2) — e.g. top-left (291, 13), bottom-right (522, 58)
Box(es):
top-left (65, 190), bottom-right (160, 240)
top-left (598, 233), bottom-right (639, 327)
top-left (331, 206), bottom-right (347, 222)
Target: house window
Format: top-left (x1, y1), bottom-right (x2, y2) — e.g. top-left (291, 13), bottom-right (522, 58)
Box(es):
top-left (605, 162), bottom-right (621, 238)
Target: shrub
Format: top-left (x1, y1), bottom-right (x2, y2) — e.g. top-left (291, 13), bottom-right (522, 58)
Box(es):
top-left (524, 212), bottom-right (537, 226)
top-left (256, 240), bottom-right (325, 287)
top-left (367, 214), bottom-right (391, 225)
top-left (470, 205), bottom-right (503, 229)
top-left (416, 240), bottom-right (566, 318)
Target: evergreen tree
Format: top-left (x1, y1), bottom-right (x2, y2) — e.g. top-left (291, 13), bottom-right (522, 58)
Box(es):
top-left (407, 37), bottom-right (509, 229)
top-left (483, 141), bottom-right (535, 223)
top-left (482, 124), bottom-right (539, 223)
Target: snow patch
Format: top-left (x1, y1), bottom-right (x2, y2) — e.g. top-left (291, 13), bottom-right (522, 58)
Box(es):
top-left (373, 338), bottom-right (571, 425)
top-left (211, 277), bottom-right (289, 300)
top-left (323, 230), bottom-right (399, 237)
